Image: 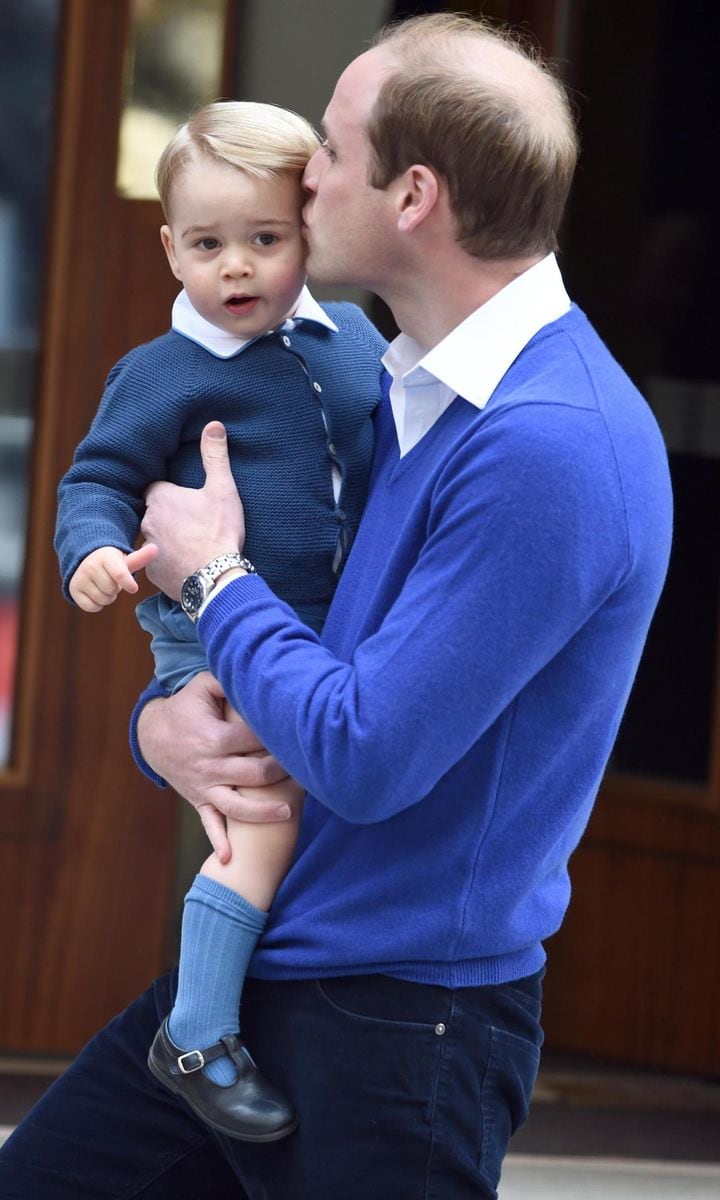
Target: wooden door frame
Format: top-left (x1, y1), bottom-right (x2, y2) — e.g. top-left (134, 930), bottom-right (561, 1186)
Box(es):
top-left (0, 0), bottom-right (237, 1055)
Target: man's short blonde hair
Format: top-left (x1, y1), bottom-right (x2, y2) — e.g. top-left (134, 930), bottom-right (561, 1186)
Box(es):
top-left (156, 101), bottom-right (320, 217)
top-left (369, 14), bottom-right (579, 260)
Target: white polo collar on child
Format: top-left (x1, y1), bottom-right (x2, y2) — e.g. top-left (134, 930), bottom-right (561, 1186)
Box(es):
top-left (171, 286), bottom-right (339, 359)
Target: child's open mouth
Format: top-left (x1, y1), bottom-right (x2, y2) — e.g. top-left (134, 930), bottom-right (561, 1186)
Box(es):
top-left (225, 295), bottom-right (259, 315)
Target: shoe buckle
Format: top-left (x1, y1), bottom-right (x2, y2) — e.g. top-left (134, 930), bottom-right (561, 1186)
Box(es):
top-left (177, 1049), bottom-right (205, 1074)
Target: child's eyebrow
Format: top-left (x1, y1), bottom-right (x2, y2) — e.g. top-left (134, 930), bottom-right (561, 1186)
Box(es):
top-left (181, 218), bottom-right (296, 238)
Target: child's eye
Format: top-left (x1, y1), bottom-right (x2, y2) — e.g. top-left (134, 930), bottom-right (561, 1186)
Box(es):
top-left (197, 237), bottom-right (220, 251)
top-left (253, 233), bottom-right (278, 247)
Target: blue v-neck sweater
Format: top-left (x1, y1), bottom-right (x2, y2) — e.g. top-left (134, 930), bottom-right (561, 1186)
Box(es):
top-left (142, 304), bottom-right (672, 988)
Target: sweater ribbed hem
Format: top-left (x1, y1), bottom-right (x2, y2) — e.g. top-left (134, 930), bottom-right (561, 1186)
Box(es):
top-left (129, 677), bottom-right (170, 787)
top-left (248, 944), bottom-right (546, 989)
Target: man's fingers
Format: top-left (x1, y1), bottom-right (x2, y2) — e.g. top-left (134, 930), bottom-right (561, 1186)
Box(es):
top-left (197, 803), bottom-right (231, 863)
top-left (207, 748), bottom-right (289, 789)
top-left (222, 790), bottom-right (295, 823)
top-left (199, 671), bottom-right (229, 704)
top-left (199, 422), bottom-right (236, 495)
top-left (243, 752), bottom-right (290, 787)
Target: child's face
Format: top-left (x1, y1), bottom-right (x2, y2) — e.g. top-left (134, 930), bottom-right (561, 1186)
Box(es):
top-left (161, 157), bottom-right (307, 338)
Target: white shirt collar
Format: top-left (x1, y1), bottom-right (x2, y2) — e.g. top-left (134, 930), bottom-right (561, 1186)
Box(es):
top-left (383, 253), bottom-right (571, 408)
top-left (171, 285), bottom-right (339, 359)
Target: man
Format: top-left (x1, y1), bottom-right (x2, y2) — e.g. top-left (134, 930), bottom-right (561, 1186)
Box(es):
top-left (0, 13), bottom-right (672, 1199)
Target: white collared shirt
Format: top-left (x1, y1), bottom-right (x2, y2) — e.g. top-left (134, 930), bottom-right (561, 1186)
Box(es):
top-left (382, 253), bottom-right (571, 457)
top-left (171, 285), bottom-right (339, 358)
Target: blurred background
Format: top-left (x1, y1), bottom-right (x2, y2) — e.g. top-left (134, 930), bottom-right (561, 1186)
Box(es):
top-left (0, 0), bottom-right (718, 1183)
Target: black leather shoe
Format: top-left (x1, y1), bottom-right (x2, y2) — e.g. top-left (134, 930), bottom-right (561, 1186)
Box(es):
top-left (148, 1019), bottom-right (298, 1142)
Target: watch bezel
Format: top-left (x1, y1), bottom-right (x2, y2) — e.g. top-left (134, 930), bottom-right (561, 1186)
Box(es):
top-left (180, 553), bottom-right (257, 623)
top-left (180, 571), bottom-right (210, 620)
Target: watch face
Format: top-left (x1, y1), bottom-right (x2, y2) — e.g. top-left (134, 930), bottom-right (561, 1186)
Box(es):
top-left (181, 574), bottom-right (206, 615)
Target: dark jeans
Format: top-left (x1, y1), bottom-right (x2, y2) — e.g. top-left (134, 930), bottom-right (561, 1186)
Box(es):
top-left (0, 968), bottom-right (543, 1199)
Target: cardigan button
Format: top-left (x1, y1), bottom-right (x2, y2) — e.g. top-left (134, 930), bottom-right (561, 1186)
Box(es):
top-left (313, 380), bottom-right (322, 393)
top-left (435, 1023), bottom-right (446, 1036)
top-left (282, 335), bottom-right (291, 347)
top-left (328, 442), bottom-right (337, 455)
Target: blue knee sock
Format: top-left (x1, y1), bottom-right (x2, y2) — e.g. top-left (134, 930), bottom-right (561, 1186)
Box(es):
top-left (167, 874), bottom-right (267, 1086)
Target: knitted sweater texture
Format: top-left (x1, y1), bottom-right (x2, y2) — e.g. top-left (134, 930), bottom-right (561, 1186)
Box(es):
top-left (191, 304), bottom-right (673, 987)
top-left (55, 303), bottom-right (387, 615)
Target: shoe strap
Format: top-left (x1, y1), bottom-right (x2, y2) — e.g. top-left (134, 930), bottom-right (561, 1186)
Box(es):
top-left (175, 1032), bottom-right (250, 1075)
top-left (220, 1033), bottom-right (257, 1070)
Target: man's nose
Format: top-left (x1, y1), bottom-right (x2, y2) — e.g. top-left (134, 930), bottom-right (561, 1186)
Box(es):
top-left (302, 147), bottom-right (323, 193)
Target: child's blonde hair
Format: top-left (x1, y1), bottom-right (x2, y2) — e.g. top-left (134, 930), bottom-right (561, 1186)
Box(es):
top-left (156, 100), bottom-right (320, 216)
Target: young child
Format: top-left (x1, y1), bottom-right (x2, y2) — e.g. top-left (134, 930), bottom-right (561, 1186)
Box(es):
top-left (54, 101), bottom-right (387, 1143)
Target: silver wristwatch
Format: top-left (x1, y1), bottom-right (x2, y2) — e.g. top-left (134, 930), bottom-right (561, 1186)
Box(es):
top-left (180, 553), bottom-right (256, 623)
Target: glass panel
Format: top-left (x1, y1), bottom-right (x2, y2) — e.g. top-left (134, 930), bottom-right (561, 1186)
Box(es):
top-left (612, 0), bottom-right (719, 785)
top-left (564, 0), bottom-right (719, 786)
top-left (0, 0), bottom-right (61, 766)
top-left (117, 0), bottom-right (228, 201)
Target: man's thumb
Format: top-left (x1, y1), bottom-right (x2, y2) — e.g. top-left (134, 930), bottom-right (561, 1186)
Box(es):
top-left (200, 421), bottom-right (233, 487)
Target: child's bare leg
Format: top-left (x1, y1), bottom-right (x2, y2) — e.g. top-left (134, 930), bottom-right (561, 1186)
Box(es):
top-left (200, 701), bottom-right (303, 908)
top-left (168, 702), bottom-right (302, 1068)
top-left (201, 802), bottom-right (301, 906)
top-left (151, 701), bottom-right (302, 1140)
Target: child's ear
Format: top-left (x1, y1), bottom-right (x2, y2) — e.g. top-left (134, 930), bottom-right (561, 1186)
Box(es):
top-left (160, 225), bottom-right (182, 281)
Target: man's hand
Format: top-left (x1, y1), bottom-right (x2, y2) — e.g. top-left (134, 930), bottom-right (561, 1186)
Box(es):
top-left (142, 421), bottom-right (245, 599)
top-left (69, 544), bottom-right (158, 612)
top-left (137, 672), bottom-right (294, 861)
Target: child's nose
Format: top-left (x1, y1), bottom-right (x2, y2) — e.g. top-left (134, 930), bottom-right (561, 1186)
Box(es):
top-left (221, 248), bottom-right (252, 278)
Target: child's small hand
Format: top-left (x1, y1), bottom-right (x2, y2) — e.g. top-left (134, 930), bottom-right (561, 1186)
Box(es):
top-left (69, 544), bottom-right (157, 612)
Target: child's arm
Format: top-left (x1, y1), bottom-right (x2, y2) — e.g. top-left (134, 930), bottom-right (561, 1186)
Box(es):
top-left (69, 543), bottom-right (158, 613)
top-left (55, 341), bottom-right (186, 601)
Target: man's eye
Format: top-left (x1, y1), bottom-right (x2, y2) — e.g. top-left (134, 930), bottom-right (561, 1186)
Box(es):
top-left (198, 237), bottom-right (219, 250)
top-left (320, 139), bottom-right (336, 161)
top-left (253, 233), bottom-right (278, 247)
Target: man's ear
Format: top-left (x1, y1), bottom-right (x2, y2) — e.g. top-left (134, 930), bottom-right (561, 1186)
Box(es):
top-left (160, 225), bottom-right (182, 281)
top-left (394, 165), bottom-right (440, 234)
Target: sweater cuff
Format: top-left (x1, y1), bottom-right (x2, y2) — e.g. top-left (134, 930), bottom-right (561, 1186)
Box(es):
top-left (129, 677), bottom-right (171, 788)
top-left (197, 571), bottom-right (278, 638)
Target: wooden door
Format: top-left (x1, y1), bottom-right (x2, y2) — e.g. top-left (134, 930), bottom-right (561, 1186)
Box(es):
top-left (0, 0), bottom-right (236, 1055)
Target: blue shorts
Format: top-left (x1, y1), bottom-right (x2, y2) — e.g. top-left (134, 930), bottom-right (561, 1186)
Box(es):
top-left (136, 592), bottom-right (327, 694)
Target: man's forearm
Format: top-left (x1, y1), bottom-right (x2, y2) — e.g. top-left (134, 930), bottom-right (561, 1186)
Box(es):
top-left (196, 406), bottom-right (630, 825)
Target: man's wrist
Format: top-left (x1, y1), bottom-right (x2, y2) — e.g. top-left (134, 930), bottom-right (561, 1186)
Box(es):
top-left (198, 567), bottom-right (250, 617)
top-left (181, 553), bottom-right (256, 623)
